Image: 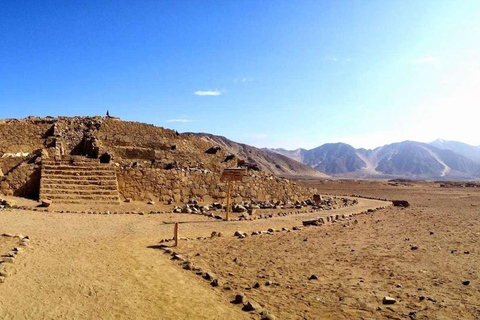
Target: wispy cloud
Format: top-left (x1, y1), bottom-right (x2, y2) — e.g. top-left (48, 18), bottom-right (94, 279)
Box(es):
top-left (233, 77), bottom-right (254, 84)
top-left (330, 57), bottom-right (351, 63)
top-left (413, 57), bottom-right (439, 64)
top-left (194, 90), bottom-right (221, 96)
top-left (166, 118), bottom-right (193, 123)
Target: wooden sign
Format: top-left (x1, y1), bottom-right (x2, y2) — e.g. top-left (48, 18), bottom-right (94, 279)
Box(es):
top-left (221, 168), bottom-right (246, 221)
top-left (221, 168), bottom-right (246, 182)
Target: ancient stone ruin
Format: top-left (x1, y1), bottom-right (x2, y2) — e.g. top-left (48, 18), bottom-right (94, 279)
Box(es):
top-left (0, 116), bottom-right (316, 204)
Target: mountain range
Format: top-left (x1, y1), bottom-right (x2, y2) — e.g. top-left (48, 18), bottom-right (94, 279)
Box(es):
top-left (264, 139), bottom-right (480, 180)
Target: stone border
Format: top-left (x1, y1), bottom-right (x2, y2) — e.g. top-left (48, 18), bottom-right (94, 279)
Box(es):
top-left (3, 197), bottom-right (360, 222)
top-left (0, 233), bottom-right (31, 283)
top-left (156, 204), bottom-right (390, 319)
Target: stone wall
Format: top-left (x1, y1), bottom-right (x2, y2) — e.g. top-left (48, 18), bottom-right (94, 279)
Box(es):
top-left (0, 118), bottom-right (54, 155)
top-left (0, 163), bottom-right (40, 199)
top-left (117, 166), bottom-right (314, 203)
top-left (0, 157), bottom-right (28, 176)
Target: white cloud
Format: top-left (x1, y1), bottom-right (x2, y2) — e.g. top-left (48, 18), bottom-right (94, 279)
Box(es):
top-left (194, 90), bottom-right (221, 96)
top-left (412, 57), bottom-right (439, 64)
top-left (330, 57), bottom-right (351, 63)
top-left (166, 118), bottom-right (193, 123)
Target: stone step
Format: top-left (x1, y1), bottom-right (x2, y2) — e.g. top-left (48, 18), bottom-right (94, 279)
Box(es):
top-left (40, 194), bottom-right (120, 201)
top-left (43, 159), bottom-right (101, 165)
top-left (42, 169), bottom-right (116, 176)
top-left (40, 183), bottom-right (118, 190)
top-left (41, 175), bottom-right (117, 181)
top-left (44, 200), bottom-right (120, 205)
top-left (42, 165), bottom-right (114, 171)
top-left (40, 189), bottom-right (119, 196)
top-left (40, 156), bottom-right (120, 205)
top-left (40, 179), bottom-right (118, 186)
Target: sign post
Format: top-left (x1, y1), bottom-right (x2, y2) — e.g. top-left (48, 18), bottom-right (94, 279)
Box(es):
top-left (174, 222), bottom-right (179, 247)
top-left (220, 168), bottom-right (246, 221)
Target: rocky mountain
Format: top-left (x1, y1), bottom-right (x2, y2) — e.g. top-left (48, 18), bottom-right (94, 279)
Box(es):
top-left (192, 133), bottom-right (328, 178)
top-left (268, 143), bottom-right (366, 174)
top-left (267, 140), bottom-right (480, 180)
top-left (430, 139), bottom-right (480, 162)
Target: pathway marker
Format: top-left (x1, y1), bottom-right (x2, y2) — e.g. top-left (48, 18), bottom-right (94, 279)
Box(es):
top-left (220, 168), bottom-right (246, 221)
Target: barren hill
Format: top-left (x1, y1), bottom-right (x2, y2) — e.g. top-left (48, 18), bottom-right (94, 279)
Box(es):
top-left (192, 133), bottom-right (328, 178)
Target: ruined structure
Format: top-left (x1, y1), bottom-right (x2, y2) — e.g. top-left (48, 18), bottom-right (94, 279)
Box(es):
top-left (0, 116), bottom-right (316, 204)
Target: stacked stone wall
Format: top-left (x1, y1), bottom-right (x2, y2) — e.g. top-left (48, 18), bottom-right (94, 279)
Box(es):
top-left (117, 166), bottom-right (314, 203)
top-left (0, 163), bottom-right (40, 198)
top-left (0, 118), bottom-right (53, 155)
top-left (0, 157), bottom-right (29, 176)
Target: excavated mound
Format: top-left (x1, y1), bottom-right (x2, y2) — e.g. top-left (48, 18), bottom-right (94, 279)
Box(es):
top-left (0, 116), bottom-right (318, 204)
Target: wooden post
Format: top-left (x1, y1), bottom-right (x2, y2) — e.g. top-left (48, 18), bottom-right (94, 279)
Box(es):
top-left (174, 222), bottom-right (179, 247)
top-left (226, 180), bottom-right (232, 221)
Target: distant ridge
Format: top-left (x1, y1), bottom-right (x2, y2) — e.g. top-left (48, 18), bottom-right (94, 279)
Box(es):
top-left (190, 133), bottom-right (329, 178)
top-left (265, 139), bottom-right (480, 180)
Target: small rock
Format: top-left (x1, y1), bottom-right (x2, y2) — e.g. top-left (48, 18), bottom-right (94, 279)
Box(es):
top-left (171, 254), bottom-right (184, 261)
top-left (462, 280), bottom-right (470, 286)
top-left (309, 274), bottom-right (318, 280)
top-left (382, 296), bottom-right (396, 305)
top-left (203, 272), bottom-right (216, 281)
top-left (233, 294), bottom-right (247, 304)
top-left (252, 282), bottom-right (260, 289)
top-left (260, 311), bottom-right (276, 320)
top-left (41, 199), bottom-right (52, 207)
top-left (411, 245), bottom-right (419, 250)
top-left (211, 279), bottom-right (219, 287)
top-left (242, 301), bottom-right (258, 312)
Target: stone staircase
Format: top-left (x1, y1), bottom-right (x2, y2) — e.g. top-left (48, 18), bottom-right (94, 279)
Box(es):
top-left (39, 156), bottom-right (121, 205)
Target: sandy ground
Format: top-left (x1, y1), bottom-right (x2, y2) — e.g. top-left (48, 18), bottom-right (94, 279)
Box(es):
top-left (1, 180), bottom-right (478, 319)
top-left (0, 237), bottom-right (18, 257)
top-left (164, 181), bottom-right (480, 319)
top-left (0, 194), bottom-right (384, 320)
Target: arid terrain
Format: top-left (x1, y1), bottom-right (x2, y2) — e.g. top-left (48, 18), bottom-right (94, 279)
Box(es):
top-left (1, 180), bottom-right (479, 319)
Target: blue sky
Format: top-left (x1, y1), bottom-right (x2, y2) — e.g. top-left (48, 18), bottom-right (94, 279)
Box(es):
top-left (1, 1), bottom-right (479, 149)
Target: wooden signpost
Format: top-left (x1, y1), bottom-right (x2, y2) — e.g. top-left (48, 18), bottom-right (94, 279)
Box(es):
top-left (174, 222), bottom-right (179, 247)
top-left (221, 168), bottom-right (246, 221)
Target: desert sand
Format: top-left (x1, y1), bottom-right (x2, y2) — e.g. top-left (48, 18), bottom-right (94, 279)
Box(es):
top-left (1, 181), bottom-right (479, 319)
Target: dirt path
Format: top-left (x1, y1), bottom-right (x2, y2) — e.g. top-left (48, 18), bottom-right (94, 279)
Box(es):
top-left (0, 197), bottom-right (388, 319)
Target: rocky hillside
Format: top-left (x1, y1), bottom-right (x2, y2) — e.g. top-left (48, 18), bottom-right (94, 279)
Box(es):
top-left (192, 133), bottom-right (328, 178)
top-left (267, 141), bottom-right (480, 180)
top-left (430, 139), bottom-right (480, 162)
